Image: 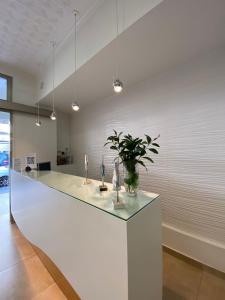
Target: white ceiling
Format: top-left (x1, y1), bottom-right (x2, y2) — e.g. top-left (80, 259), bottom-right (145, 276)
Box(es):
top-left (0, 0), bottom-right (102, 75)
top-left (40, 0), bottom-right (225, 113)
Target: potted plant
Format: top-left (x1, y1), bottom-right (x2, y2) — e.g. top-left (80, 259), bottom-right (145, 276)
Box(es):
top-left (104, 130), bottom-right (160, 196)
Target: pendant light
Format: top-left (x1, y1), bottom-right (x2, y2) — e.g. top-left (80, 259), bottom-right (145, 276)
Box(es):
top-left (35, 102), bottom-right (41, 126)
top-left (71, 10), bottom-right (80, 112)
top-left (113, 0), bottom-right (123, 93)
top-left (113, 79), bottom-right (123, 93)
top-left (50, 41), bottom-right (57, 120)
top-left (72, 102), bottom-right (80, 111)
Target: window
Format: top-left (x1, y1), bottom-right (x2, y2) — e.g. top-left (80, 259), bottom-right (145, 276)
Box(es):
top-left (0, 77), bottom-right (7, 100)
top-left (0, 73), bottom-right (12, 101)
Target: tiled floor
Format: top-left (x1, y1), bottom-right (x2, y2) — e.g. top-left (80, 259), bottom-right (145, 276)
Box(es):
top-left (0, 189), bottom-right (66, 300)
top-left (163, 249), bottom-right (225, 300)
top-left (1, 189), bottom-right (225, 300)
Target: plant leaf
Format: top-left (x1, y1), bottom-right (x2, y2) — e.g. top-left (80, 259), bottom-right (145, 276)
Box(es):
top-left (149, 148), bottom-right (158, 154)
top-left (153, 134), bottom-right (160, 141)
top-left (143, 157), bottom-right (154, 163)
top-left (152, 143), bottom-right (160, 147)
top-left (137, 160), bottom-right (147, 170)
top-left (145, 134), bottom-right (152, 144)
top-left (110, 146), bottom-right (117, 150)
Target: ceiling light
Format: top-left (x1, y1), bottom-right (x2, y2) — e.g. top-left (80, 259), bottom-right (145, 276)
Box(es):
top-left (112, 0), bottom-right (124, 93)
top-left (72, 102), bottom-right (80, 111)
top-left (50, 41), bottom-right (56, 120)
top-left (72, 10), bottom-right (80, 112)
top-left (50, 111), bottom-right (56, 121)
top-left (113, 79), bottom-right (123, 93)
top-left (35, 120), bottom-right (41, 126)
top-left (35, 102), bottom-right (42, 126)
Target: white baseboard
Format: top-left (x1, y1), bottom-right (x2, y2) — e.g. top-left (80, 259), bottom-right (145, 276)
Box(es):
top-left (162, 223), bottom-right (225, 273)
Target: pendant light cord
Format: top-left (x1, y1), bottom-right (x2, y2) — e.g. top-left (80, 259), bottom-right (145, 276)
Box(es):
top-left (74, 11), bottom-right (77, 74)
top-left (74, 10), bottom-right (79, 100)
top-left (115, 0), bottom-right (120, 80)
top-left (37, 102), bottom-right (40, 122)
top-left (51, 41), bottom-right (56, 112)
top-left (116, 0), bottom-right (119, 38)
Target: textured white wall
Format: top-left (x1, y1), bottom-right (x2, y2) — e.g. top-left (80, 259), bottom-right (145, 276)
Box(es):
top-left (70, 47), bottom-right (225, 261)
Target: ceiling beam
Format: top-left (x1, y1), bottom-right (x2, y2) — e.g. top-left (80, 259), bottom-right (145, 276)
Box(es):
top-left (0, 101), bottom-right (51, 117)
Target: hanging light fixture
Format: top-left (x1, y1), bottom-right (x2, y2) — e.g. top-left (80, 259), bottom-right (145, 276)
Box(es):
top-left (113, 0), bottom-right (123, 93)
top-left (50, 41), bottom-right (57, 120)
top-left (72, 102), bottom-right (80, 111)
top-left (113, 79), bottom-right (123, 93)
top-left (35, 102), bottom-right (41, 126)
top-left (50, 111), bottom-right (56, 120)
top-left (71, 10), bottom-right (80, 112)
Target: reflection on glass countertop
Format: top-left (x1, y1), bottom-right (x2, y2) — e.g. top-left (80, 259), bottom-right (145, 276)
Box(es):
top-left (13, 170), bottom-right (159, 221)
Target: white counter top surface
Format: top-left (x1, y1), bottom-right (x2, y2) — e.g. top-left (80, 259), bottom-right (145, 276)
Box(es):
top-left (15, 170), bottom-right (159, 221)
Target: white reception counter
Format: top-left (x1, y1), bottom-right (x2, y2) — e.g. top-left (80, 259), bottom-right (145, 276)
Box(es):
top-left (10, 170), bottom-right (162, 300)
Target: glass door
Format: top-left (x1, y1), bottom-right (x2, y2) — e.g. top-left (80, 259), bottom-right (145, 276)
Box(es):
top-left (0, 111), bottom-right (10, 215)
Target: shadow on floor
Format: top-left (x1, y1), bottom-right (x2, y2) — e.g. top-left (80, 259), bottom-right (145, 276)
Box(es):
top-left (163, 287), bottom-right (186, 300)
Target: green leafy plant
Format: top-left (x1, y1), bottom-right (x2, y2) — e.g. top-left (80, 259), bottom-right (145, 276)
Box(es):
top-left (104, 130), bottom-right (160, 169)
top-left (104, 130), bottom-right (160, 195)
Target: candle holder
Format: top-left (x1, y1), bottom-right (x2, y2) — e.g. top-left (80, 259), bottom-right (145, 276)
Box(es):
top-left (112, 160), bottom-right (125, 209)
top-left (99, 156), bottom-right (108, 191)
top-left (83, 154), bottom-right (91, 185)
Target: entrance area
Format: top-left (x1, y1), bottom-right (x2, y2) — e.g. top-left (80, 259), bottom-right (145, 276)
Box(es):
top-left (0, 111), bottom-right (10, 215)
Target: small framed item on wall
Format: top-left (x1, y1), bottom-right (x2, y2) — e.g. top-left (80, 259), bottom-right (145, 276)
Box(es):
top-left (24, 153), bottom-right (37, 170)
top-left (13, 158), bottom-right (22, 171)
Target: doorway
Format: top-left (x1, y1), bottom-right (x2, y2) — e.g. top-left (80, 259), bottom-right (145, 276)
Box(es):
top-left (0, 111), bottom-right (10, 215)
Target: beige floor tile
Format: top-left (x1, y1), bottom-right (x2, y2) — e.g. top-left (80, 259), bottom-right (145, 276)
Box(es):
top-left (163, 286), bottom-right (189, 300)
top-left (0, 214), bottom-right (22, 243)
top-left (198, 267), bottom-right (225, 300)
top-left (0, 235), bottom-right (35, 272)
top-left (0, 189), bottom-right (9, 215)
top-left (32, 284), bottom-right (67, 300)
top-left (163, 251), bottom-right (202, 300)
top-left (0, 255), bottom-right (54, 300)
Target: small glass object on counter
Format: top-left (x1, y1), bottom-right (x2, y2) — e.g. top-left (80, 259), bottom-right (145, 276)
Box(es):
top-left (99, 155), bottom-right (108, 191)
top-left (83, 154), bottom-right (91, 185)
top-left (112, 160), bottom-right (125, 209)
top-left (112, 160), bottom-right (121, 191)
top-left (123, 160), bottom-right (139, 197)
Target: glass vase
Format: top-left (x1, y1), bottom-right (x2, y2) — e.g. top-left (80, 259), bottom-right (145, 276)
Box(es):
top-left (123, 161), bottom-right (139, 197)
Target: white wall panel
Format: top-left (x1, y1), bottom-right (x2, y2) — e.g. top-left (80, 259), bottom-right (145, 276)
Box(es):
top-left (0, 62), bottom-right (37, 106)
top-left (70, 47), bottom-right (225, 259)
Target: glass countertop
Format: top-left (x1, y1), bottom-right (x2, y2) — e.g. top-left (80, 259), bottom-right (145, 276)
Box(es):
top-left (17, 170), bottom-right (159, 221)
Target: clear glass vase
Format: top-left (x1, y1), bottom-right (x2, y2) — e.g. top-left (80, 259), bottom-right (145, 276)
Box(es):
top-left (123, 161), bottom-right (139, 197)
